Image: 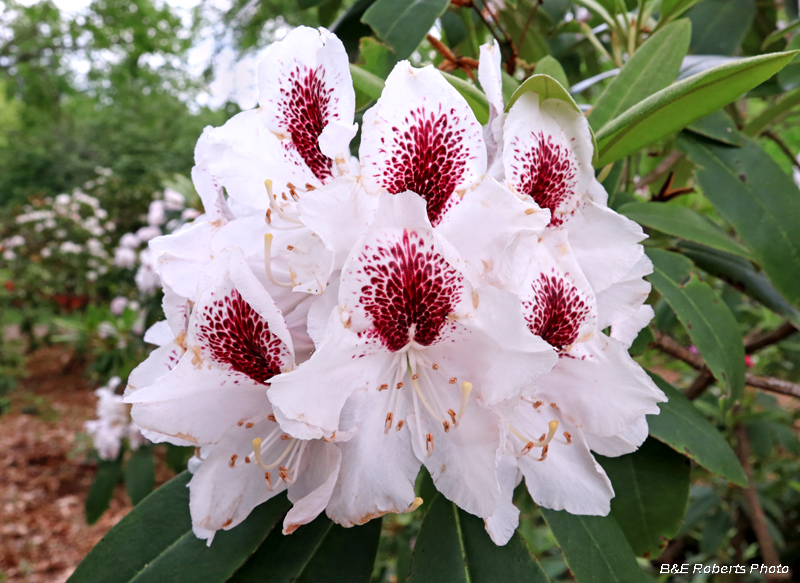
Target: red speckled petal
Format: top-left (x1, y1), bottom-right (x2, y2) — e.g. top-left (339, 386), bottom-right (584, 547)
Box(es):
top-left (503, 93), bottom-right (595, 227)
top-left (258, 27), bottom-right (356, 183)
top-left (360, 63), bottom-right (486, 226)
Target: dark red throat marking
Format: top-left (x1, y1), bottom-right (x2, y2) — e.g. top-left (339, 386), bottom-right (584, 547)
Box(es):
top-left (511, 131), bottom-right (578, 227)
top-left (279, 66), bottom-right (335, 182)
top-left (197, 289), bottom-right (289, 384)
top-left (378, 108), bottom-right (470, 226)
top-left (359, 230), bottom-right (463, 352)
top-left (525, 274), bottom-right (590, 351)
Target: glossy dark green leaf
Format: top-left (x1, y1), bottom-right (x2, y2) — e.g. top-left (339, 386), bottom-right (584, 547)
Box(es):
top-left (618, 201), bottom-right (751, 259)
top-left (124, 448), bottom-right (155, 505)
top-left (331, 0), bottom-right (377, 58)
top-left (350, 64), bottom-right (384, 102)
top-left (685, 110), bottom-right (743, 146)
top-left (677, 242), bottom-right (800, 326)
top-left (408, 495), bottom-right (550, 583)
top-left (589, 19), bottom-right (691, 132)
top-left (599, 438), bottom-right (690, 557)
top-left (540, 509), bottom-right (648, 583)
top-left (69, 472), bottom-right (290, 583)
top-left (677, 134), bottom-right (800, 309)
top-left (361, 0), bottom-right (450, 61)
top-left (686, 0), bottom-right (755, 55)
top-left (85, 458), bottom-right (123, 525)
top-left (659, 0), bottom-right (703, 21)
top-left (595, 51), bottom-right (797, 166)
top-left (231, 515), bottom-right (381, 583)
top-left (647, 248), bottom-right (745, 400)
top-left (647, 373), bottom-right (748, 487)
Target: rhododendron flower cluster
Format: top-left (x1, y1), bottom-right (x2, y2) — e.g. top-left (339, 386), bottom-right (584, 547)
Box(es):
top-left (85, 377), bottom-right (146, 461)
top-left (124, 26), bottom-right (666, 546)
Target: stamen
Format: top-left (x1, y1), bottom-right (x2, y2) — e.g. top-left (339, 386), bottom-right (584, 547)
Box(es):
top-left (384, 412), bottom-right (393, 434)
top-left (426, 433), bottom-right (434, 457)
top-left (472, 291), bottom-right (479, 308)
top-left (264, 233), bottom-right (294, 288)
top-left (449, 377), bottom-right (457, 385)
top-left (265, 471), bottom-right (273, 491)
top-left (245, 422), bottom-right (254, 429)
top-left (268, 414), bottom-right (277, 422)
top-left (245, 456), bottom-right (251, 464)
top-left (409, 362), bottom-right (447, 425)
top-left (405, 497), bottom-right (424, 513)
top-left (264, 179), bottom-right (302, 224)
top-left (432, 363), bottom-right (439, 370)
top-left (442, 420), bottom-right (450, 433)
top-left (455, 382), bottom-right (472, 426)
top-left (279, 465), bottom-right (291, 483)
top-left (395, 420), bottom-right (405, 431)
top-left (252, 436), bottom-right (296, 471)
top-left (280, 434), bottom-right (292, 440)
top-left (447, 409), bottom-right (457, 424)
top-left (539, 444), bottom-right (549, 461)
top-left (524, 208), bottom-right (537, 215)
top-left (510, 420), bottom-right (560, 457)
top-left (533, 401), bottom-right (543, 408)
top-left (410, 377), bottom-right (428, 456)
top-left (379, 384), bottom-right (389, 391)
top-left (563, 431), bottom-right (572, 444)
top-left (229, 454), bottom-right (238, 468)
top-left (266, 208), bottom-right (273, 224)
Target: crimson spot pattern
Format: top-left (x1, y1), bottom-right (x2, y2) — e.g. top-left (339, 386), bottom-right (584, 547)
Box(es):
top-left (525, 274), bottom-right (590, 351)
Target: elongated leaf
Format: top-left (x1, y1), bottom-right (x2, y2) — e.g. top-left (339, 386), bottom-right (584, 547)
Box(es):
top-left (595, 50), bottom-right (797, 166)
top-left (85, 458), bottom-right (123, 525)
top-left (686, 0), bottom-right (755, 55)
top-left (589, 19), bottom-right (691, 131)
top-left (231, 515), bottom-right (381, 583)
top-left (440, 71), bottom-right (490, 124)
top-left (618, 201), bottom-right (751, 259)
top-left (677, 241), bottom-right (800, 326)
top-left (361, 0), bottom-right (450, 61)
top-left (124, 448), bottom-right (155, 505)
top-left (599, 438), bottom-right (690, 557)
top-left (677, 134), bottom-right (800, 309)
top-left (659, 0), bottom-right (703, 21)
top-left (540, 509), bottom-right (648, 583)
top-left (408, 495), bottom-right (550, 583)
top-left (647, 373), bottom-right (748, 486)
top-left (331, 0), bottom-right (377, 58)
top-left (69, 472), bottom-right (290, 583)
top-left (685, 110), bottom-right (743, 146)
top-left (350, 64), bottom-right (385, 102)
top-left (647, 248), bottom-right (745, 400)
top-left (297, 0), bottom-right (327, 8)
top-left (535, 56), bottom-right (569, 89)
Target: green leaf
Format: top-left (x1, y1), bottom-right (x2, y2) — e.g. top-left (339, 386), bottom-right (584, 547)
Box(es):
top-left (440, 71), bottom-right (490, 124)
top-left (594, 50), bottom-right (798, 166)
top-left (361, 0), bottom-right (450, 61)
top-left (677, 134), bottom-right (800, 309)
top-left (685, 110), bottom-right (743, 146)
top-left (124, 448), bottom-right (155, 505)
top-left (589, 19), bottom-right (691, 132)
top-left (540, 509), bottom-right (648, 583)
top-left (507, 74), bottom-right (598, 165)
top-left (618, 201), bottom-right (751, 259)
top-left (658, 0), bottom-right (703, 22)
top-left (231, 515), bottom-right (381, 583)
top-left (598, 438), bottom-right (690, 557)
top-left (647, 373), bottom-right (748, 487)
top-left (408, 494), bottom-right (550, 583)
top-left (535, 56), bottom-right (569, 89)
top-left (331, 0), bottom-right (377, 58)
top-left (647, 248), bottom-right (746, 400)
top-left (678, 242), bottom-right (800, 326)
top-left (777, 36), bottom-right (800, 91)
top-left (762, 19), bottom-right (800, 50)
top-left (686, 0), bottom-right (755, 55)
top-left (69, 472), bottom-right (290, 583)
top-left (85, 458), bottom-right (123, 525)
top-left (297, 0), bottom-right (327, 8)
top-left (349, 63), bottom-right (385, 102)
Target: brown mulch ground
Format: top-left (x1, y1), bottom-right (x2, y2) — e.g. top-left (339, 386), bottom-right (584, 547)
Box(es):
top-left (0, 346), bottom-right (168, 583)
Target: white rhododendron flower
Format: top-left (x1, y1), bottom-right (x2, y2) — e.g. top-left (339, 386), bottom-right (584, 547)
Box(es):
top-left (124, 26), bottom-right (666, 546)
top-left (85, 377), bottom-right (145, 461)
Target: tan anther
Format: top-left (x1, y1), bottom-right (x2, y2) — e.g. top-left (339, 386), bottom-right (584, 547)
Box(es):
top-left (396, 382), bottom-right (404, 389)
top-left (287, 245), bottom-right (294, 251)
top-left (550, 402), bottom-right (558, 409)
top-left (426, 433), bottom-right (434, 456)
top-left (266, 208), bottom-right (273, 223)
top-left (539, 433), bottom-right (546, 442)
top-left (443, 420), bottom-right (450, 433)
top-left (237, 420), bottom-right (244, 427)
top-left (411, 373), bottom-right (419, 380)
top-left (244, 456), bottom-right (251, 464)
top-left (472, 290), bottom-right (479, 308)
top-left (305, 183), bottom-right (316, 191)
top-left (267, 414), bottom-right (277, 422)
top-left (447, 409), bottom-right (457, 424)
top-left (449, 377), bottom-right (457, 385)
top-left (533, 401), bottom-right (543, 408)
top-left (245, 422), bottom-right (254, 429)
top-left (384, 412), bottom-right (393, 434)
top-left (279, 465), bottom-right (290, 482)
top-left (521, 441), bottom-right (534, 455)
top-left (281, 192), bottom-right (288, 201)
top-left (564, 431), bottom-right (572, 444)
top-left (280, 434), bottom-right (291, 441)
top-left (265, 471), bottom-right (273, 489)
top-left (539, 445), bottom-right (549, 461)
top-left (396, 420), bottom-right (405, 431)
top-left (432, 363), bottom-right (439, 370)
top-left (379, 383), bottom-right (389, 391)
top-left (222, 518), bottom-right (232, 527)
top-left (524, 208), bottom-right (537, 215)
top-left (229, 454), bottom-right (238, 468)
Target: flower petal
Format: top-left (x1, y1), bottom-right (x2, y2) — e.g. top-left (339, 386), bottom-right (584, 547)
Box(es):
top-left (484, 451), bottom-right (521, 546)
top-left (503, 95), bottom-right (594, 227)
top-left (283, 441), bottom-right (341, 534)
top-left (258, 26), bottom-right (356, 182)
top-left (478, 40), bottom-right (505, 180)
top-left (585, 415), bottom-right (649, 457)
top-left (360, 62), bottom-right (486, 226)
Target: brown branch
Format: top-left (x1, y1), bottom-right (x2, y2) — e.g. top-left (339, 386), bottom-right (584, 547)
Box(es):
top-left (744, 321), bottom-right (798, 354)
top-left (762, 130), bottom-right (800, 171)
top-left (469, 2), bottom-right (516, 73)
top-left (518, 0), bottom-right (543, 51)
top-left (735, 424), bottom-right (791, 581)
top-left (633, 150), bottom-right (683, 191)
top-left (651, 330), bottom-right (800, 399)
top-left (685, 369), bottom-right (715, 401)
